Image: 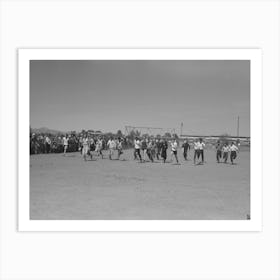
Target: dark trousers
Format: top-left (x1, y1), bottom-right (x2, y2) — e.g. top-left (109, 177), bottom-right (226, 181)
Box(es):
top-left (200, 150), bottom-right (204, 162)
top-left (135, 148), bottom-right (142, 160)
top-left (216, 150), bottom-right (222, 162)
top-left (230, 151), bottom-right (237, 163)
top-left (223, 152), bottom-right (228, 163)
top-left (183, 149), bottom-right (188, 160)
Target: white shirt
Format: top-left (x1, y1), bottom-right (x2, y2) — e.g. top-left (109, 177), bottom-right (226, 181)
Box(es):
top-left (63, 137), bottom-right (69, 146)
top-left (134, 140), bottom-right (141, 149)
top-left (171, 141), bottom-right (178, 151)
top-left (197, 142), bottom-right (205, 150)
top-left (107, 140), bottom-right (115, 149)
top-left (193, 142), bottom-right (199, 150)
top-left (222, 146), bottom-right (230, 152)
top-left (230, 144), bottom-right (239, 152)
top-left (45, 137), bottom-right (51, 145)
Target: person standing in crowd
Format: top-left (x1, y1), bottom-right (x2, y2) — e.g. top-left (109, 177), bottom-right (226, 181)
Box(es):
top-left (62, 134), bottom-right (69, 156)
top-left (82, 133), bottom-right (89, 161)
top-left (107, 137), bottom-right (116, 160)
top-left (161, 138), bottom-right (168, 163)
top-left (215, 140), bottom-right (223, 163)
top-left (117, 137), bottom-right (124, 160)
top-left (229, 141), bottom-right (239, 164)
top-left (182, 138), bottom-right (190, 161)
top-left (134, 137), bottom-right (142, 162)
top-left (45, 135), bottom-right (52, 154)
top-left (222, 142), bottom-right (230, 163)
top-left (170, 138), bottom-right (179, 164)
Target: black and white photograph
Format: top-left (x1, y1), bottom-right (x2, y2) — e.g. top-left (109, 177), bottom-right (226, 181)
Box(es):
top-left (28, 55), bottom-right (251, 221)
top-left (17, 48), bottom-right (262, 231)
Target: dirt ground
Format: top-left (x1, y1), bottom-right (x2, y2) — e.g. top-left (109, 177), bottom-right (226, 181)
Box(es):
top-left (30, 148), bottom-right (250, 220)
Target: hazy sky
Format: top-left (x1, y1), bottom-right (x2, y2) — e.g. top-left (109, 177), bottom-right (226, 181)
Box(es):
top-left (30, 60), bottom-right (250, 136)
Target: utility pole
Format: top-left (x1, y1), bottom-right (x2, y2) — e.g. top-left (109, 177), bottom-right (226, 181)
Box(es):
top-left (180, 122), bottom-right (183, 136)
top-left (237, 116), bottom-right (240, 137)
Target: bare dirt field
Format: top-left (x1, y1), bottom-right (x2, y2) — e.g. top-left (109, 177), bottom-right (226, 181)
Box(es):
top-left (30, 148), bottom-right (250, 220)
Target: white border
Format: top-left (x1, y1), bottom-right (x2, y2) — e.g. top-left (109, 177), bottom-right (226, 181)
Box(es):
top-left (18, 49), bottom-right (262, 232)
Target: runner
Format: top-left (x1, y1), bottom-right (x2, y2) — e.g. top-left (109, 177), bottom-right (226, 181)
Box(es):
top-left (151, 139), bottom-right (156, 161)
top-left (193, 138), bottom-right (200, 164)
top-left (62, 134), bottom-right (69, 156)
top-left (170, 138), bottom-right (179, 164)
top-left (155, 138), bottom-right (161, 160)
top-left (222, 142), bottom-right (230, 163)
top-left (147, 139), bottom-right (154, 162)
top-left (215, 140), bottom-right (222, 163)
top-left (116, 137), bottom-right (124, 160)
top-left (141, 138), bottom-right (148, 162)
top-left (134, 137), bottom-right (142, 162)
top-left (161, 138), bottom-right (168, 163)
top-left (182, 138), bottom-right (190, 160)
top-left (229, 141), bottom-right (239, 164)
top-left (107, 137), bottom-right (116, 160)
top-left (198, 138), bottom-right (206, 163)
top-left (89, 137), bottom-right (95, 160)
top-left (82, 133), bottom-right (89, 161)
top-left (95, 137), bottom-right (103, 159)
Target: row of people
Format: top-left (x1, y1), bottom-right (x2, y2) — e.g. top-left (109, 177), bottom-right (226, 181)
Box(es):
top-left (80, 134), bottom-right (124, 161)
top-left (133, 137), bottom-right (239, 165)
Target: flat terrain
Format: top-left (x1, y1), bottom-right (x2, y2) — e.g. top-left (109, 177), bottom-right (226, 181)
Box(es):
top-left (30, 148), bottom-right (250, 220)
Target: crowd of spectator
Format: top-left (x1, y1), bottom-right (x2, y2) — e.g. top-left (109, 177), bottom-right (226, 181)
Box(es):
top-left (30, 132), bottom-right (131, 155)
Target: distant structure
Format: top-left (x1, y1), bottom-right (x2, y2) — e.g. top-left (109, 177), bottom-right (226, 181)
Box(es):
top-left (125, 125), bottom-right (176, 137)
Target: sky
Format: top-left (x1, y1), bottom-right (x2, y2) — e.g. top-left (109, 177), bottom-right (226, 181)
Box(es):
top-left (30, 60), bottom-right (250, 136)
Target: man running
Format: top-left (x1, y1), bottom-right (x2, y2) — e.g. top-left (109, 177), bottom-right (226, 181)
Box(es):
top-left (134, 137), bottom-right (142, 162)
top-left (161, 138), bottom-right (168, 163)
top-left (198, 138), bottom-right (206, 163)
top-left (182, 138), bottom-right (190, 160)
top-left (141, 138), bottom-right (148, 162)
top-left (116, 137), bottom-right (124, 160)
top-left (215, 140), bottom-right (222, 163)
top-left (222, 142), bottom-right (230, 163)
top-left (95, 137), bottom-right (104, 159)
top-left (82, 133), bottom-right (89, 161)
top-left (229, 141), bottom-right (239, 164)
top-left (193, 138), bottom-right (200, 164)
top-left (170, 138), bottom-right (179, 164)
top-left (155, 138), bottom-right (161, 160)
top-left (62, 134), bottom-right (69, 156)
top-left (89, 137), bottom-right (95, 160)
top-left (107, 137), bottom-right (115, 160)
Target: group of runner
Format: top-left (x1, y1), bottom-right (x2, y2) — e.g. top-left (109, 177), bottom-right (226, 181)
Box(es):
top-left (62, 133), bottom-right (240, 165)
top-left (134, 137), bottom-right (239, 165)
top-left (73, 134), bottom-right (124, 161)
